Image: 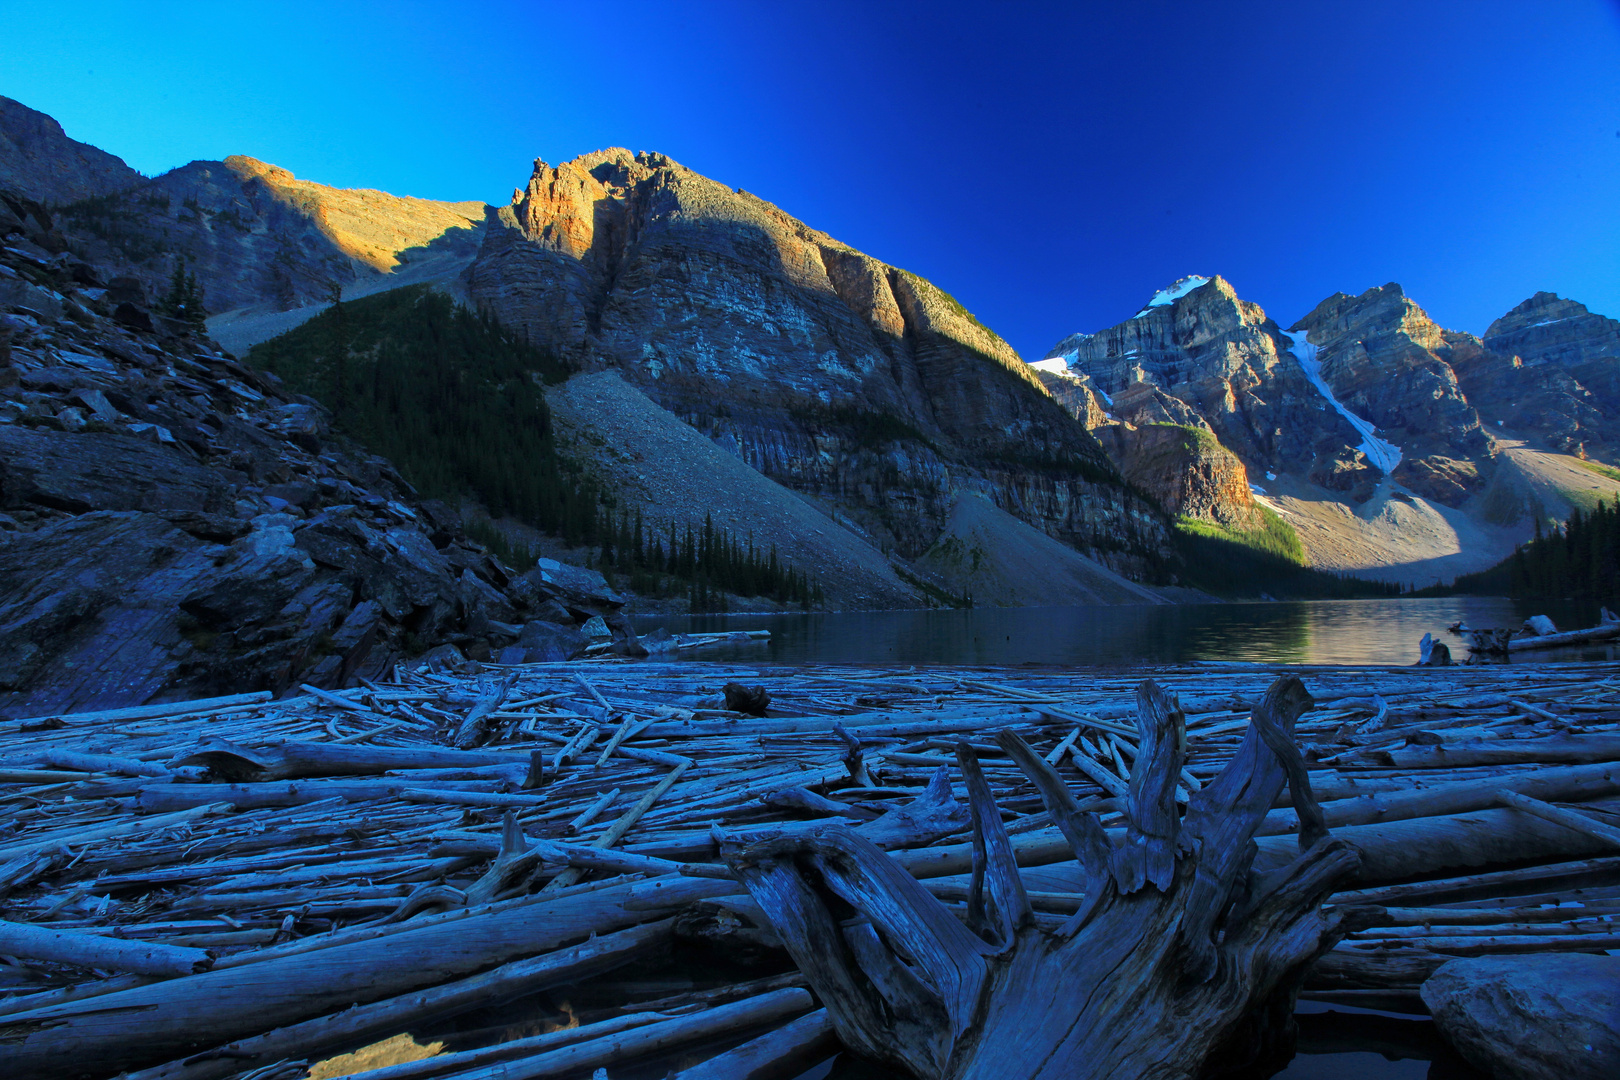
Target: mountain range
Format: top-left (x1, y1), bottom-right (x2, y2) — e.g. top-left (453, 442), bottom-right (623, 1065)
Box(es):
top-left (6, 91), bottom-right (1619, 613)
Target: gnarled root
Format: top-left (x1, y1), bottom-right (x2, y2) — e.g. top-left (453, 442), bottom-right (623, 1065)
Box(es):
top-left (720, 676), bottom-right (1360, 1080)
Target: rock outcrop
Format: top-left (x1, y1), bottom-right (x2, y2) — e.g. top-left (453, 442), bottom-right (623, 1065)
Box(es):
top-left (0, 96), bottom-right (143, 205)
top-left (469, 150), bottom-right (1169, 575)
top-left (1091, 423), bottom-right (1263, 528)
top-left (0, 190), bottom-right (629, 717)
top-left (1422, 954), bottom-right (1620, 1080)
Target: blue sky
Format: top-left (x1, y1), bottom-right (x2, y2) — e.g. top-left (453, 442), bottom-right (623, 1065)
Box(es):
top-left (3, 0), bottom-right (1617, 356)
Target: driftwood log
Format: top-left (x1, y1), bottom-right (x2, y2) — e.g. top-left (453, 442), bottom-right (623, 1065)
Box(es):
top-left (720, 676), bottom-right (1359, 1079)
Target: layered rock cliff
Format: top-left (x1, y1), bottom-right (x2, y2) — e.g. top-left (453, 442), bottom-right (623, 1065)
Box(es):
top-left (1290, 284), bottom-right (1494, 504)
top-left (1035, 275), bottom-right (1367, 518)
top-left (468, 149), bottom-right (1170, 574)
top-left (1444, 292), bottom-right (1620, 462)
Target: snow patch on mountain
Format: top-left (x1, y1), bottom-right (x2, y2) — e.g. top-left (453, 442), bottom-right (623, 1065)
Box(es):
top-left (1133, 275), bottom-right (1210, 318)
top-left (1283, 329), bottom-right (1403, 474)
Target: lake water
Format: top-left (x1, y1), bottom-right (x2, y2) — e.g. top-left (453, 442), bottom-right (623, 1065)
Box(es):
top-left (636, 597), bottom-right (1613, 667)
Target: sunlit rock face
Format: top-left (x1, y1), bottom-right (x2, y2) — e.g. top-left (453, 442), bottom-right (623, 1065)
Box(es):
top-left (469, 150), bottom-right (1170, 571)
top-left (1044, 276), bottom-right (1364, 476)
top-left (1091, 422), bottom-right (1263, 529)
top-left (47, 156), bottom-right (486, 314)
top-left (1036, 275), bottom-right (1374, 518)
top-left (1445, 292), bottom-right (1620, 461)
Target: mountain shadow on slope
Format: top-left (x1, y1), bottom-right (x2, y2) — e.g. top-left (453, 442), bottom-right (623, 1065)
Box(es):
top-left (246, 284), bottom-right (601, 536)
top-left (1428, 500), bottom-right (1620, 600)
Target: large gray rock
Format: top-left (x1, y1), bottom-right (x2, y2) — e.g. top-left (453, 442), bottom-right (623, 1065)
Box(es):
top-left (1421, 954), bottom-right (1620, 1080)
top-left (0, 426), bottom-right (229, 514)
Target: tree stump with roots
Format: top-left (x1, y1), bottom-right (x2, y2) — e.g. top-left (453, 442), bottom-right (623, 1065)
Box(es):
top-left (718, 675), bottom-right (1360, 1079)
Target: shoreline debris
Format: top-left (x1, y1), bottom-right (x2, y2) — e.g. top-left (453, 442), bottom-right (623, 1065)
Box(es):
top-left (0, 658), bottom-right (1616, 1077)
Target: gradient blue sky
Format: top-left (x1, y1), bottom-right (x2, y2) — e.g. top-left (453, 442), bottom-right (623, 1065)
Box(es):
top-left (4, 1), bottom-right (1617, 357)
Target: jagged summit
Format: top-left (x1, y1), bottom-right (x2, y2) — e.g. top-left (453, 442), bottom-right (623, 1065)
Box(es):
top-left (1483, 291), bottom-right (1620, 366)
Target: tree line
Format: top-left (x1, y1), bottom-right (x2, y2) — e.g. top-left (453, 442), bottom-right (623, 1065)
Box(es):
top-left (247, 284), bottom-right (824, 608)
top-left (1446, 501), bottom-right (1620, 599)
top-left (594, 507), bottom-right (824, 612)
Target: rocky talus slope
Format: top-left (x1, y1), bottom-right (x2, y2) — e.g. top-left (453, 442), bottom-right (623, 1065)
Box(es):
top-left (0, 191), bottom-right (638, 717)
top-left (467, 149), bottom-right (1170, 578)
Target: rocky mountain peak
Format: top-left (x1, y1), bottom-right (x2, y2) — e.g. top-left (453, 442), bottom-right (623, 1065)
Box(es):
top-left (1292, 283), bottom-right (1447, 355)
top-left (471, 146), bottom-right (1162, 572)
top-left (1483, 291), bottom-right (1620, 367)
top-left (0, 95), bottom-right (144, 205)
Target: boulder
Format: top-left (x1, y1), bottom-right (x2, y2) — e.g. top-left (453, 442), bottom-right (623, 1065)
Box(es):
top-left (514, 619), bottom-right (588, 662)
top-left (1421, 954), bottom-right (1620, 1080)
top-left (517, 558), bottom-right (623, 610)
top-left (0, 426), bottom-right (228, 514)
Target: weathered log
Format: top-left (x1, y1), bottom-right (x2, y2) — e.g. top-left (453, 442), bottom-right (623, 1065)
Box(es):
top-left (1256, 761), bottom-right (1620, 837)
top-left (671, 1008), bottom-right (838, 1080)
top-left (452, 672), bottom-right (520, 748)
top-left (119, 918), bottom-right (674, 1080)
top-left (168, 739), bottom-right (529, 782)
top-left (0, 876), bottom-right (691, 1079)
top-left (1254, 804), bottom-right (1616, 882)
top-left (440, 988), bottom-right (814, 1080)
top-left (1331, 855), bottom-right (1620, 908)
top-left (0, 919), bottom-right (213, 977)
top-left (1507, 621), bottom-right (1620, 652)
top-left (319, 1011), bottom-right (674, 1080)
top-left (1496, 788), bottom-right (1620, 848)
top-left (1375, 734), bottom-right (1620, 768)
top-left (720, 676), bottom-right (1358, 1079)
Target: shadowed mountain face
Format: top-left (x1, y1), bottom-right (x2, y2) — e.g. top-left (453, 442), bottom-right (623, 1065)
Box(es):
top-left (50, 155), bottom-right (486, 315)
top-left (1444, 292), bottom-right (1620, 461)
top-left (468, 149), bottom-right (1170, 572)
top-left (0, 96), bottom-right (143, 204)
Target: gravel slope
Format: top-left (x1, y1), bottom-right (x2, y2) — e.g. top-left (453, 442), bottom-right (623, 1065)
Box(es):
top-left (546, 371), bottom-right (923, 610)
top-left (915, 491), bottom-right (1168, 606)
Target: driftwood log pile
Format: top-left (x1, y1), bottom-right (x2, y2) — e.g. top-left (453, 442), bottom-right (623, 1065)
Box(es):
top-left (0, 658), bottom-right (1617, 1078)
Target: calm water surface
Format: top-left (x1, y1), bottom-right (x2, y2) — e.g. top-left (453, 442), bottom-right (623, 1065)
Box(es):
top-left (637, 597), bottom-right (1614, 667)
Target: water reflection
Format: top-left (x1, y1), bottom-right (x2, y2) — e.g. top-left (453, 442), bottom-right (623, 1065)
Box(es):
top-left (637, 598), bottom-right (1613, 667)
